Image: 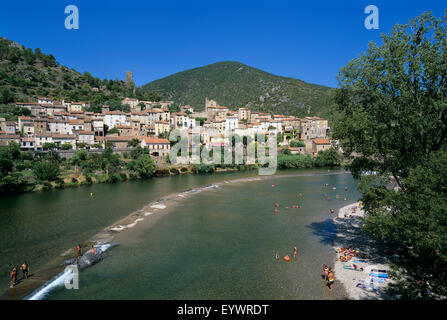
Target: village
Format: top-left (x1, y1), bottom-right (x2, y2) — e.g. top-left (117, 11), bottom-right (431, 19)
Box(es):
top-left (0, 96), bottom-right (333, 162)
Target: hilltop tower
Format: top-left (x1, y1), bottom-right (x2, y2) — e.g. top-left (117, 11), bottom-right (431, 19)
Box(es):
top-left (125, 70), bottom-right (135, 94)
top-left (125, 71), bottom-right (133, 85)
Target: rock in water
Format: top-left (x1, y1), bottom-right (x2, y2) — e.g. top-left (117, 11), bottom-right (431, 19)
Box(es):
top-left (77, 247), bottom-right (104, 269)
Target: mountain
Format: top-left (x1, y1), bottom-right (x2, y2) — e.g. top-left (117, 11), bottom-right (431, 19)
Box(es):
top-left (141, 61), bottom-right (333, 118)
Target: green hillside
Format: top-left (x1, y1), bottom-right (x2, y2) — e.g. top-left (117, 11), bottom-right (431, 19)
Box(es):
top-left (0, 37), bottom-right (160, 112)
top-left (141, 61), bottom-right (333, 118)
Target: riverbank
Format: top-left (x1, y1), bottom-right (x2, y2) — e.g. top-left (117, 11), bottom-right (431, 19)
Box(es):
top-left (333, 202), bottom-right (393, 299)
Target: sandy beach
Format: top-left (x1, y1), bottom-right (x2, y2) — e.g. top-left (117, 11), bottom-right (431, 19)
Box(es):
top-left (333, 202), bottom-right (393, 300)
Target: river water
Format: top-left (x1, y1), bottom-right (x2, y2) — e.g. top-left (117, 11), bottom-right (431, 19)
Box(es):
top-left (0, 168), bottom-right (360, 299)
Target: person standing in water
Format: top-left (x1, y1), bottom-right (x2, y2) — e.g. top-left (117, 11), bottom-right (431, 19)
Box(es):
top-left (322, 265), bottom-right (329, 281)
top-left (10, 266), bottom-right (18, 287)
top-left (293, 246), bottom-right (297, 258)
top-left (76, 244), bottom-right (82, 258)
top-left (90, 245), bottom-right (96, 254)
top-left (21, 261), bottom-right (30, 279)
top-left (275, 252), bottom-right (279, 261)
top-left (327, 268), bottom-right (335, 291)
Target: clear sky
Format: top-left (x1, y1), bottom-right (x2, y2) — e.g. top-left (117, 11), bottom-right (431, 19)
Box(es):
top-left (0, 1), bottom-right (445, 87)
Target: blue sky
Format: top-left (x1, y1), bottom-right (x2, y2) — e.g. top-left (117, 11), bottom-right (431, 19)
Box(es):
top-left (0, 1), bottom-right (445, 87)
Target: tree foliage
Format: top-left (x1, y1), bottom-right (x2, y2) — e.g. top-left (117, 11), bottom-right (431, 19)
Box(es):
top-left (332, 12), bottom-right (447, 299)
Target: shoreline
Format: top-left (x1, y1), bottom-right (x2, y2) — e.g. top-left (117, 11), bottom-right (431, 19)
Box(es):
top-left (3, 169), bottom-right (351, 300)
top-left (332, 202), bottom-right (392, 300)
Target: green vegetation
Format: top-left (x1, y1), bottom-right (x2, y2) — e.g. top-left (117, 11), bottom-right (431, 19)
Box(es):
top-left (276, 153), bottom-right (313, 169)
top-left (333, 12), bottom-right (447, 299)
top-left (191, 163), bottom-right (216, 174)
top-left (0, 142), bottom-right (158, 195)
top-left (314, 148), bottom-right (341, 167)
top-left (141, 61), bottom-right (334, 119)
top-left (0, 37), bottom-right (161, 111)
top-left (290, 140), bottom-right (305, 148)
top-left (33, 160), bottom-right (60, 181)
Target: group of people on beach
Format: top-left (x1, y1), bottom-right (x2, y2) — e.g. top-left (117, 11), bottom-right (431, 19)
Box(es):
top-left (9, 262), bottom-right (30, 288)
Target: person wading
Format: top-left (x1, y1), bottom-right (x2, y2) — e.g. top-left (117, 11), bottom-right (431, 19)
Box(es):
top-left (327, 268), bottom-right (335, 291)
top-left (21, 261), bottom-right (30, 279)
top-left (9, 266), bottom-right (18, 288)
top-left (76, 244), bottom-right (82, 258)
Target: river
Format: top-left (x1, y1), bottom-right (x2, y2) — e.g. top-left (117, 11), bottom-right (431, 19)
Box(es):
top-left (0, 168), bottom-right (360, 300)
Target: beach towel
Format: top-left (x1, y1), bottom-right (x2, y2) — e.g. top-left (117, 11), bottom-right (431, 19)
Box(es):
top-left (369, 272), bottom-right (388, 278)
top-left (356, 283), bottom-right (378, 292)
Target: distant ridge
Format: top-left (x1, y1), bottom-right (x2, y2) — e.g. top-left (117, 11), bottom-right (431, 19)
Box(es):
top-left (141, 61), bottom-right (333, 118)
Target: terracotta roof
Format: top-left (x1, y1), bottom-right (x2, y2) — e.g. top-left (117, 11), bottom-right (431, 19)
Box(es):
top-left (105, 136), bottom-right (133, 141)
top-left (52, 134), bottom-right (76, 139)
top-left (143, 138), bottom-right (170, 144)
top-left (313, 138), bottom-right (330, 145)
top-left (19, 116), bottom-right (32, 120)
top-left (0, 134), bottom-right (20, 139)
top-left (77, 131), bottom-right (95, 135)
top-left (105, 111), bottom-right (126, 115)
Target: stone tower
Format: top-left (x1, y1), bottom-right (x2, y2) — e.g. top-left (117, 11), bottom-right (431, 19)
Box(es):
top-left (125, 71), bottom-right (133, 85)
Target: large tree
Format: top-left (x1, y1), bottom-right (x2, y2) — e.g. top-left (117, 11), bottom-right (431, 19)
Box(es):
top-left (333, 11), bottom-right (447, 299)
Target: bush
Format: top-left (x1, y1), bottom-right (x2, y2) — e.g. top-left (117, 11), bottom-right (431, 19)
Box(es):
top-left (134, 154), bottom-right (155, 178)
top-left (191, 163), bottom-right (215, 174)
top-left (33, 161), bottom-right (61, 181)
top-left (277, 154), bottom-right (313, 169)
top-left (290, 140), bottom-right (305, 148)
top-left (314, 148), bottom-right (341, 167)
